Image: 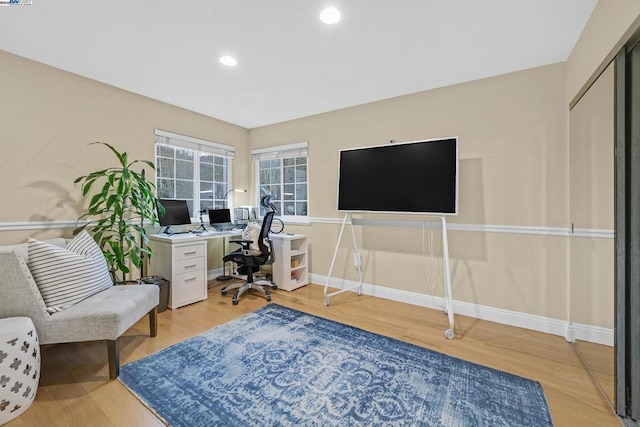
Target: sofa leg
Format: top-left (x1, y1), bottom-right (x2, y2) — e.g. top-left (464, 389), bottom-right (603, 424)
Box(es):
top-left (149, 306), bottom-right (158, 337)
top-left (107, 339), bottom-right (119, 379)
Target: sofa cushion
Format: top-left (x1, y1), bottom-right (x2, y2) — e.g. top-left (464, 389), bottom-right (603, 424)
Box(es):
top-left (28, 231), bottom-right (113, 313)
top-left (44, 284), bottom-right (159, 343)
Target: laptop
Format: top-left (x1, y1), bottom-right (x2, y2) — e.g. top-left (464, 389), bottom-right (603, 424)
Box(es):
top-left (208, 208), bottom-right (236, 231)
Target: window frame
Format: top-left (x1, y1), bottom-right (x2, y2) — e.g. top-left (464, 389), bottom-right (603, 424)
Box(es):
top-left (154, 129), bottom-right (235, 221)
top-left (252, 141), bottom-right (309, 224)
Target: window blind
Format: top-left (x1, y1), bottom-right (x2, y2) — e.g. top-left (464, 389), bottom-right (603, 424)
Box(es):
top-left (251, 141), bottom-right (308, 161)
top-left (155, 129), bottom-right (235, 159)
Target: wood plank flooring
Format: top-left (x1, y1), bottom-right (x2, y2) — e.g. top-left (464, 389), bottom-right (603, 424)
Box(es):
top-left (5, 281), bottom-right (619, 426)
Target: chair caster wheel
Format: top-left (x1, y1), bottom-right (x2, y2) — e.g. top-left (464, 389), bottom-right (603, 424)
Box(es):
top-left (271, 284), bottom-right (278, 290)
top-left (445, 329), bottom-right (454, 340)
top-left (266, 296), bottom-right (271, 302)
top-left (221, 290), bottom-right (227, 296)
top-left (232, 299), bottom-right (239, 305)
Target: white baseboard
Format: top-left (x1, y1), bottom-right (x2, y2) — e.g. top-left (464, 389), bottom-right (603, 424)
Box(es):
top-left (572, 322), bottom-right (614, 346)
top-left (310, 273), bottom-right (613, 346)
top-left (2, 220), bottom-right (614, 346)
top-left (207, 268), bottom-right (224, 281)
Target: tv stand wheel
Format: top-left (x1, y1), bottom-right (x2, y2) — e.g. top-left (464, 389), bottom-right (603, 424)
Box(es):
top-left (323, 298), bottom-right (330, 306)
top-left (445, 329), bottom-right (454, 340)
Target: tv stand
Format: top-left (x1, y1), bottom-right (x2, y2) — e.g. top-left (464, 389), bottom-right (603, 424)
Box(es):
top-left (323, 213), bottom-right (455, 340)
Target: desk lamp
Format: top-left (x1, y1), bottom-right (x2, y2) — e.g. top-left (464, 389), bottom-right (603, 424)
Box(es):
top-left (223, 188), bottom-right (247, 208)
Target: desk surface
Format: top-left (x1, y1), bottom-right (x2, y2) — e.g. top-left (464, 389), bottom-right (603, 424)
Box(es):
top-left (149, 229), bottom-right (243, 242)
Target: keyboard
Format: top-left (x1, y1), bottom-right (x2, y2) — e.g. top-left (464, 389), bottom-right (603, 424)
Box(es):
top-left (212, 222), bottom-right (236, 231)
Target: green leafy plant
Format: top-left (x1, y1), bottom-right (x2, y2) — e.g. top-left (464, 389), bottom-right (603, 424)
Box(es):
top-left (74, 142), bottom-right (163, 284)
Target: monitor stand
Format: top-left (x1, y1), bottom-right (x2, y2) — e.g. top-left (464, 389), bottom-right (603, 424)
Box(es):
top-left (161, 226), bottom-right (189, 235)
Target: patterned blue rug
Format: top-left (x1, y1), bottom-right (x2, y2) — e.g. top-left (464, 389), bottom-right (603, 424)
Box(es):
top-left (119, 304), bottom-right (554, 426)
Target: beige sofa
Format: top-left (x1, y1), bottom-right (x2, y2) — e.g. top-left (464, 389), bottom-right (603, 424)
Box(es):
top-left (0, 238), bottom-right (159, 379)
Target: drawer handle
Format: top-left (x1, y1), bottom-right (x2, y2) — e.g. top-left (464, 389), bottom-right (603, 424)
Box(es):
top-left (183, 251), bottom-right (197, 256)
top-left (185, 277), bottom-right (197, 283)
top-left (184, 264), bottom-right (197, 269)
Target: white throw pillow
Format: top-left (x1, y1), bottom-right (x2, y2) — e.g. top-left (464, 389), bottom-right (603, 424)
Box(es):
top-left (28, 231), bottom-right (113, 313)
top-left (242, 222), bottom-right (263, 256)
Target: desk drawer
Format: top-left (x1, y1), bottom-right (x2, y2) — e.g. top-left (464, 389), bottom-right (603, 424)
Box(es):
top-left (174, 243), bottom-right (205, 261)
top-left (174, 256), bottom-right (205, 275)
top-left (172, 271), bottom-right (207, 308)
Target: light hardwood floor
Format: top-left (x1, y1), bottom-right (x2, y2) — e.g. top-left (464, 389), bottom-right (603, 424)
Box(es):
top-left (6, 282), bottom-right (619, 426)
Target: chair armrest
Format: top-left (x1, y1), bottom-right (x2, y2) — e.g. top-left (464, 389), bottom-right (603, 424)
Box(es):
top-left (230, 239), bottom-right (252, 248)
top-left (264, 237), bottom-right (275, 265)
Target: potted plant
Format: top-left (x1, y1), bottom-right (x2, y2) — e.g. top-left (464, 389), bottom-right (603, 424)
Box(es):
top-left (74, 142), bottom-right (162, 284)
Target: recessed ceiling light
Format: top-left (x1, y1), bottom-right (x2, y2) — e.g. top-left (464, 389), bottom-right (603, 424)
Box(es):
top-left (320, 7), bottom-right (341, 25)
top-left (220, 56), bottom-right (238, 67)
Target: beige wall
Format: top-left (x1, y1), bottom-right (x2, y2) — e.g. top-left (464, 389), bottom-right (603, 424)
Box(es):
top-left (566, 0), bottom-right (640, 104)
top-left (1, 0), bottom-right (636, 331)
top-left (0, 50), bottom-right (250, 269)
top-left (250, 64), bottom-right (570, 319)
top-left (251, 64), bottom-right (568, 226)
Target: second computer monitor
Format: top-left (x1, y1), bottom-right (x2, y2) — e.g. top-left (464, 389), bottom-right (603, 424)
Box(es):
top-left (208, 208), bottom-right (232, 225)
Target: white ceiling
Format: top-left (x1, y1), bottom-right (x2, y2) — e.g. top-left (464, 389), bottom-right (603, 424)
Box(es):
top-left (0, 0), bottom-right (597, 129)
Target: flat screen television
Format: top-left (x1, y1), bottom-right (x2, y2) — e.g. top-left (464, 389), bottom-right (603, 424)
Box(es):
top-left (337, 137), bottom-right (458, 215)
top-left (157, 199), bottom-right (192, 227)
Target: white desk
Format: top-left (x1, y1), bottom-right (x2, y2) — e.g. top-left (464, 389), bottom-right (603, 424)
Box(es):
top-left (147, 230), bottom-right (242, 309)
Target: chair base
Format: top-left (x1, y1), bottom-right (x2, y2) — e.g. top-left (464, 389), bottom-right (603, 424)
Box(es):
top-left (221, 279), bottom-right (277, 305)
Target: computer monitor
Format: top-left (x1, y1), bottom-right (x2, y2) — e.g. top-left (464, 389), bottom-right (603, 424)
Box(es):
top-left (157, 199), bottom-right (192, 234)
top-left (208, 208), bottom-right (232, 225)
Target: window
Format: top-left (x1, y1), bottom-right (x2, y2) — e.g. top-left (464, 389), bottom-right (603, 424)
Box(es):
top-left (155, 130), bottom-right (235, 218)
top-left (252, 142), bottom-right (308, 219)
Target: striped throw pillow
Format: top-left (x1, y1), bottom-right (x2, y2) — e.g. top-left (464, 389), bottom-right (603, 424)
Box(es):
top-left (28, 231), bottom-right (113, 313)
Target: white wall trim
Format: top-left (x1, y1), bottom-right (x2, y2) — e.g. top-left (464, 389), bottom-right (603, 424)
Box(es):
top-left (307, 217), bottom-right (346, 225)
top-left (1, 219), bottom-right (614, 240)
top-left (303, 217), bottom-right (614, 239)
top-left (448, 223), bottom-right (569, 237)
top-left (350, 217), bottom-right (570, 236)
top-left (0, 220), bottom-right (80, 232)
top-left (573, 228), bottom-right (615, 239)
top-left (310, 273), bottom-right (613, 346)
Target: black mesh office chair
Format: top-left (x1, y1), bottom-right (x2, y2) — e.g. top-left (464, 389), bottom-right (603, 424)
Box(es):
top-left (220, 209), bottom-right (277, 305)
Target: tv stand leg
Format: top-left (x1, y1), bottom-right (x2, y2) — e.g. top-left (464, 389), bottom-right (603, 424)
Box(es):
top-left (441, 216), bottom-right (455, 339)
top-left (323, 213), bottom-right (363, 305)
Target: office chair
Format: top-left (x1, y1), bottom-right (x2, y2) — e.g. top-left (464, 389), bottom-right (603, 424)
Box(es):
top-left (220, 209), bottom-right (277, 305)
